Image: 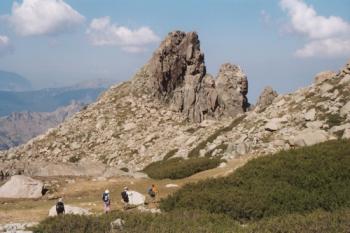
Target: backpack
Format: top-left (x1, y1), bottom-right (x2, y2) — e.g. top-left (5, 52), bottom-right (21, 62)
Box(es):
top-left (56, 202), bottom-right (64, 213)
top-left (148, 187), bottom-right (156, 197)
top-left (121, 191), bottom-right (129, 203)
top-left (102, 193), bottom-right (110, 203)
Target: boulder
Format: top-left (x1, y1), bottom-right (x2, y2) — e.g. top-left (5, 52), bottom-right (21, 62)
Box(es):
top-left (342, 128), bottom-right (350, 139)
top-left (127, 191), bottom-right (145, 206)
top-left (110, 218), bottom-right (125, 231)
top-left (0, 175), bottom-right (43, 199)
top-left (265, 118), bottom-right (283, 131)
top-left (48, 205), bottom-right (90, 216)
top-left (314, 71), bottom-right (336, 84)
top-left (165, 184), bottom-right (179, 188)
top-left (340, 101), bottom-right (350, 116)
top-left (255, 86), bottom-right (278, 112)
top-left (304, 108), bottom-right (316, 121)
top-left (289, 129), bottom-right (328, 147)
top-left (236, 142), bottom-right (249, 155)
top-left (306, 121), bottom-right (323, 129)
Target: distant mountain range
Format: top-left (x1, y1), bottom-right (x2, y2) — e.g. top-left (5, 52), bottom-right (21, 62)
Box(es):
top-left (0, 87), bottom-right (106, 117)
top-left (0, 70), bottom-right (114, 116)
top-left (0, 70), bottom-right (32, 91)
top-left (0, 102), bottom-right (84, 150)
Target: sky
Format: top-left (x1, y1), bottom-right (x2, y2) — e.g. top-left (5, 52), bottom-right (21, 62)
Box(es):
top-left (0, 0), bottom-right (349, 102)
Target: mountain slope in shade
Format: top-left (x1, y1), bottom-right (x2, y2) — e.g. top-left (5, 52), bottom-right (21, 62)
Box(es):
top-left (0, 70), bottom-right (32, 91)
top-left (0, 102), bottom-right (84, 150)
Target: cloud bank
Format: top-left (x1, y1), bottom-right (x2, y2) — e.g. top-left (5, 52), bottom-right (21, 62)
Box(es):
top-left (280, 0), bottom-right (350, 58)
top-left (0, 35), bottom-right (11, 56)
top-left (87, 16), bottom-right (160, 53)
top-left (6, 0), bottom-right (85, 36)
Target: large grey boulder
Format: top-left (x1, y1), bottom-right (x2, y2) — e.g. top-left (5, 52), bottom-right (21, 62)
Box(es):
top-left (127, 191), bottom-right (145, 206)
top-left (48, 205), bottom-right (90, 216)
top-left (340, 101), bottom-right (350, 116)
top-left (0, 175), bottom-right (43, 198)
top-left (255, 86), bottom-right (278, 112)
top-left (289, 129), bottom-right (328, 147)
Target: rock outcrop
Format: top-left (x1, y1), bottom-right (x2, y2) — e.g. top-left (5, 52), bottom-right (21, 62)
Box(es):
top-left (0, 175), bottom-right (43, 198)
top-left (255, 86), bottom-right (278, 112)
top-left (134, 31), bottom-right (249, 122)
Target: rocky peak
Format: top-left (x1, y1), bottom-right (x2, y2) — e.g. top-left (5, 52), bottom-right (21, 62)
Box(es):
top-left (135, 31), bottom-right (249, 122)
top-left (255, 86), bottom-right (278, 112)
top-left (216, 63), bottom-right (249, 115)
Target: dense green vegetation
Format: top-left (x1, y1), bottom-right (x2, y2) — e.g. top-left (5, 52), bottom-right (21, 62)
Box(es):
top-left (32, 210), bottom-right (241, 233)
top-left (32, 208), bottom-right (350, 233)
top-left (161, 140), bottom-right (350, 221)
top-left (143, 157), bottom-right (223, 179)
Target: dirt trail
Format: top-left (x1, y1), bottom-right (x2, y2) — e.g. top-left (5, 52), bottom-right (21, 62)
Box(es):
top-left (0, 157), bottom-right (249, 224)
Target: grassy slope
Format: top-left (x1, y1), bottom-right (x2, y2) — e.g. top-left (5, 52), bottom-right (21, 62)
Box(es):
top-left (161, 140), bottom-right (350, 221)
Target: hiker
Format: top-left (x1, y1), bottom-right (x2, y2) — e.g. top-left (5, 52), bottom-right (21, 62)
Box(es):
top-left (102, 189), bottom-right (111, 213)
top-left (0, 170), bottom-right (4, 181)
top-left (56, 198), bottom-right (65, 215)
top-left (121, 187), bottom-right (129, 209)
top-left (147, 184), bottom-right (159, 202)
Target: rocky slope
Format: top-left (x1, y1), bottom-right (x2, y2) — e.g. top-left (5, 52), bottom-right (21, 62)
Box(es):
top-left (0, 31), bottom-right (349, 177)
top-left (0, 102), bottom-right (84, 150)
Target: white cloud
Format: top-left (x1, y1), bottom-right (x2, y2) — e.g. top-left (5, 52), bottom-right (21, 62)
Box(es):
top-left (280, 0), bottom-right (350, 58)
top-left (280, 0), bottom-right (350, 39)
top-left (87, 16), bottom-right (160, 53)
top-left (0, 35), bottom-right (12, 56)
top-left (6, 0), bottom-right (85, 36)
top-left (295, 38), bottom-right (350, 57)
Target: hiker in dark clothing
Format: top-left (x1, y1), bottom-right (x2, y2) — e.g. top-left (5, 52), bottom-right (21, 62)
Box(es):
top-left (102, 189), bottom-right (111, 213)
top-left (0, 170), bottom-right (4, 181)
top-left (121, 187), bottom-right (129, 209)
top-left (56, 198), bottom-right (65, 215)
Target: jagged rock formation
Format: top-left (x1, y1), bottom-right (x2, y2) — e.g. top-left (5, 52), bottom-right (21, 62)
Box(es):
top-left (0, 102), bottom-right (84, 150)
top-left (0, 31), bottom-right (349, 177)
top-left (255, 86), bottom-right (278, 112)
top-left (133, 31), bottom-right (249, 122)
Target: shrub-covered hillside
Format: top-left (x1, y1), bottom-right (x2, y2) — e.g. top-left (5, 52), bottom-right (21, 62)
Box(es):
top-left (161, 139), bottom-right (350, 221)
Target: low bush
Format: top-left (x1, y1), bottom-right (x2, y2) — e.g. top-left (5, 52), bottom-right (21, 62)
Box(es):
top-left (143, 157), bottom-right (223, 179)
top-left (31, 208), bottom-right (350, 233)
top-left (32, 210), bottom-right (241, 233)
top-left (247, 208), bottom-right (350, 233)
top-left (161, 140), bottom-right (350, 221)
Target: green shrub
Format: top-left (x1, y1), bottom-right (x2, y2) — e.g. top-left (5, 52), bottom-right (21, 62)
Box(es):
top-left (247, 208), bottom-right (350, 233)
top-left (32, 210), bottom-right (241, 233)
top-left (31, 208), bottom-right (350, 233)
top-left (143, 157), bottom-right (223, 179)
top-left (68, 155), bottom-right (81, 163)
top-left (325, 113), bottom-right (345, 128)
top-left (161, 140), bottom-right (350, 221)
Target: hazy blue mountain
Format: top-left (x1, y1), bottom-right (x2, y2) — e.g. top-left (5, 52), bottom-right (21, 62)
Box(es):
top-left (0, 87), bottom-right (106, 116)
top-left (0, 70), bottom-right (32, 91)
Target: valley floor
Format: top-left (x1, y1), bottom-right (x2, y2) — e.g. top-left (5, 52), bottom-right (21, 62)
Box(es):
top-left (0, 157), bottom-right (249, 224)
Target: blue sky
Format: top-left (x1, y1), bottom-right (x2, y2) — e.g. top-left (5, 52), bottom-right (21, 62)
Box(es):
top-left (0, 0), bottom-right (349, 102)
